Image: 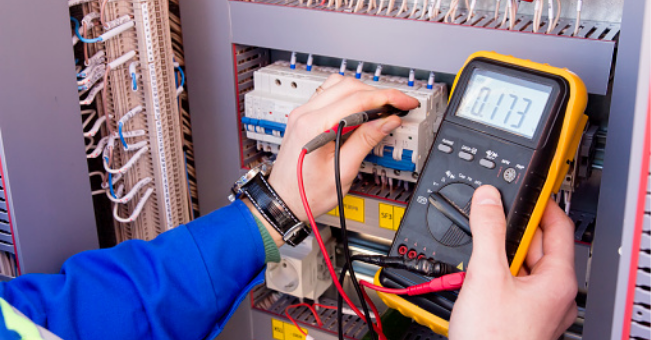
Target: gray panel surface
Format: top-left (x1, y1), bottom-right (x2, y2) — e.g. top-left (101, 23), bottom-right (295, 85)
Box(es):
top-left (584, 0), bottom-right (650, 338)
top-left (230, 1), bottom-right (615, 95)
top-left (179, 0), bottom-right (243, 214)
top-left (0, 1), bottom-right (99, 273)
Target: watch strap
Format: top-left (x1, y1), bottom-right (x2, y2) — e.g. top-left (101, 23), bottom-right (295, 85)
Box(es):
top-left (241, 174), bottom-right (310, 246)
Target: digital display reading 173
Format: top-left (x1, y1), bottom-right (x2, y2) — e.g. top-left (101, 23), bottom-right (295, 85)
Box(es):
top-left (456, 69), bottom-right (553, 139)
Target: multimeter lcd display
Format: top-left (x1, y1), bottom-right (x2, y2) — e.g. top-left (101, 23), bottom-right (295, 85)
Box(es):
top-left (456, 69), bottom-right (553, 139)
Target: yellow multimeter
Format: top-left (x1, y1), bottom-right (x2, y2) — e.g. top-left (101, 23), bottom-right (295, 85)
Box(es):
top-left (374, 51), bottom-right (588, 336)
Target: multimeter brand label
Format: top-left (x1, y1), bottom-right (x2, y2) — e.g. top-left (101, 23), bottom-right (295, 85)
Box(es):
top-left (271, 319), bottom-right (307, 340)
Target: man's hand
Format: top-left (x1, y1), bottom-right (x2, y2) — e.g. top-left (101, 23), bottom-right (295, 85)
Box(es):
top-left (268, 75), bottom-right (419, 221)
top-left (449, 185), bottom-right (578, 340)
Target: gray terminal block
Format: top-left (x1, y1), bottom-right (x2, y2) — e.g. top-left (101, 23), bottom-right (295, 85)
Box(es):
top-left (644, 214), bottom-right (650, 232)
top-left (635, 288), bottom-right (651, 305)
top-left (637, 270), bottom-right (650, 291)
top-left (641, 233), bottom-right (651, 251)
top-left (630, 321), bottom-right (651, 340)
top-left (632, 304), bottom-right (651, 324)
top-left (639, 252), bottom-right (651, 271)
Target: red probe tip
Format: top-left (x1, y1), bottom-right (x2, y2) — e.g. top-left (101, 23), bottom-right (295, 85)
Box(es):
top-left (406, 272), bottom-right (466, 296)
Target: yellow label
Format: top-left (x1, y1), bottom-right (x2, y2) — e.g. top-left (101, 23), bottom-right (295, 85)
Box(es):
top-left (327, 207), bottom-right (339, 217)
top-left (272, 319), bottom-right (285, 340)
top-left (343, 196), bottom-right (365, 223)
top-left (284, 323), bottom-right (307, 340)
top-left (393, 206), bottom-right (405, 230)
top-left (271, 319), bottom-right (308, 340)
top-left (378, 203), bottom-right (394, 230)
top-left (457, 262), bottom-right (464, 271)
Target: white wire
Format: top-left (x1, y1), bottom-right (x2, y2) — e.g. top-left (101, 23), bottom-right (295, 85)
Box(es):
top-left (87, 136), bottom-right (109, 159)
top-left (83, 116), bottom-right (106, 138)
top-left (573, 0), bottom-right (583, 36)
top-left (112, 187), bottom-right (154, 223)
top-left (106, 177), bottom-right (153, 204)
top-left (564, 191), bottom-right (572, 215)
top-left (409, 0), bottom-right (418, 17)
top-left (103, 146), bottom-right (149, 175)
top-left (466, 0), bottom-right (476, 23)
top-left (81, 109), bottom-right (96, 130)
top-left (494, 0), bottom-right (501, 21)
top-left (79, 82), bottom-right (104, 105)
top-left (444, 0), bottom-right (460, 23)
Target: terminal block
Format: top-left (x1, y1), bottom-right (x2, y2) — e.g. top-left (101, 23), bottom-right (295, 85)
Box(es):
top-left (243, 61), bottom-right (448, 182)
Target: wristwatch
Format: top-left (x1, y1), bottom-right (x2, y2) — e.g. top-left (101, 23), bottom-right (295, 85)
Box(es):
top-left (229, 162), bottom-right (311, 246)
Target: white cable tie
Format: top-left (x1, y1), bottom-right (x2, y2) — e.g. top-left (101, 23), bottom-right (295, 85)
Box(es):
top-left (100, 21), bottom-right (135, 42)
top-left (72, 35), bottom-right (80, 46)
top-left (119, 105), bottom-right (144, 125)
top-left (121, 130), bottom-right (146, 138)
top-left (108, 50), bottom-right (137, 70)
top-left (81, 12), bottom-right (100, 27)
top-left (79, 82), bottom-right (104, 106)
top-left (104, 15), bottom-right (132, 30)
top-left (106, 177), bottom-right (153, 204)
top-left (87, 136), bottom-right (109, 159)
top-left (78, 64), bottom-right (105, 85)
top-left (83, 116), bottom-right (106, 138)
top-left (176, 86), bottom-right (184, 96)
top-left (86, 51), bottom-right (106, 66)
top-left (103, 146), bottom-right (149, 174)
top-left (112, 187), bottom-right (154, 223)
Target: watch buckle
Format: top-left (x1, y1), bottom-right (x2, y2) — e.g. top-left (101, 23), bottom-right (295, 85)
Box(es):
top-left (283, 222), bottom-right (307, 242)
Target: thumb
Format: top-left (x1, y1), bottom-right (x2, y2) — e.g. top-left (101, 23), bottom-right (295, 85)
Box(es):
top-left (468, 185), bottom-right (510, 273)
top-left (339, 116), bottom-right (402, 177)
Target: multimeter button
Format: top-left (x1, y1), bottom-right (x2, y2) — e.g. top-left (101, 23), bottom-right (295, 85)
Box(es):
top-left (458, 151), bottom-right (474, 161)
top-left (503, 168), bottom-right (517, 183)
top-left (437, 144), bottom-right (453, 154)
top-left (479, 159), bottom-right (496, 169)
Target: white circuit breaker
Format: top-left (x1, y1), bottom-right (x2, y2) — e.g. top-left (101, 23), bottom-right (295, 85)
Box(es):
top-left (243, 61), bottom-right (448, 182)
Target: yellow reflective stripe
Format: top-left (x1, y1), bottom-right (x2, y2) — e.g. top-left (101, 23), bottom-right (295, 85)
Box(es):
top-left (0, 298), bottom-right (43, 340)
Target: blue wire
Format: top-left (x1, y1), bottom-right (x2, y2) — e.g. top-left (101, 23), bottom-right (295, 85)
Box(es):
top-left (118, 122), bottom-right (128, 150)
top-left (175, 66), bottom-right (185, 88)
top-left (131, 73), bottom-right (138, 91)
top-left (70, 17), bottom-right (103, 43)
top-left (106, 160), bottom-right (117, 199)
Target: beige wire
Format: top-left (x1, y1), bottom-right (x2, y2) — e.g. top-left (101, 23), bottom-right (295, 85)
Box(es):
top-left (397, 0), bottom-right (408, 16)
top-left (494, 0), bottom-right (501, 21)
top-left (410, 0), bottom-right (419, 17)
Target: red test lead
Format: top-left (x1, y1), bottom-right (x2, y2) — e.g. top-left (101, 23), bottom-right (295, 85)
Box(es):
top-left (360, 272), bottom-right (466, 296)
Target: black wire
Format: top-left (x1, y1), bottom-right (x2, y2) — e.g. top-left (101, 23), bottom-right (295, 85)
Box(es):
top-left (337, 262), bottom-right (348, 340)
top-left (335, 121), bottom-right (377, 340)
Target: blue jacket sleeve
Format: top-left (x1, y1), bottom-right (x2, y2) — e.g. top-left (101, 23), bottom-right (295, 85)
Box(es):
top-left (0, 200), bottom-right (266, 340)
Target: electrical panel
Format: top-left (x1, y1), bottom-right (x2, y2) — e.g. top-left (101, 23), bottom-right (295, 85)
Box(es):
top-left (68, 0), bottom-right (195, 244)
top-left (2, 0), bottom-right (648, 339)
top-left (178, 0), bottom-right (650, 338)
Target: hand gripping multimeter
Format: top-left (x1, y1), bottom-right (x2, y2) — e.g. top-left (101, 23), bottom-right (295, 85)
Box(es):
top-left (374, 51), bottom-right (588, 336)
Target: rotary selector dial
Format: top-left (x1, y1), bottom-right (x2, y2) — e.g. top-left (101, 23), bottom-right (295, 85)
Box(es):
top-left (427, 182), bottom-right (475, 247)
